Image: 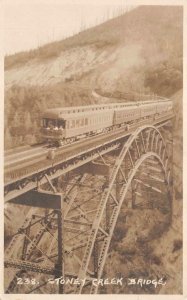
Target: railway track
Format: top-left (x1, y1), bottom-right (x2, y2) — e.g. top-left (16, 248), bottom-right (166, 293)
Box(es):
top-left (4, 113), bottom-right (173, 199)
top-left (5, 114), bottom-right (173, 168)
top-left (5, 145), bottom-right (47, 167)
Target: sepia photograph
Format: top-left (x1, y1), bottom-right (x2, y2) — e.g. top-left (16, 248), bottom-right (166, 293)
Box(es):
top-left (2, 0), bottom-right (184, 296)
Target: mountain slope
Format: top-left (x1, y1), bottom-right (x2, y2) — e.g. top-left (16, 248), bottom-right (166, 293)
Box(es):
top-left (5, 6), bottom-right (182, 91)
top-left (4, 5), bottom-right (183, 149)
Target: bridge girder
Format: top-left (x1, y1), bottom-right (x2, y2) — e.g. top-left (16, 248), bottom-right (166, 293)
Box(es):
top-left (4, 125), bottom-right (173, 294)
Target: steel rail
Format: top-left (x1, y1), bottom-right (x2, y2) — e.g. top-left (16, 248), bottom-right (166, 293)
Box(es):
top-left (4, 114), bottom-right (173, 202)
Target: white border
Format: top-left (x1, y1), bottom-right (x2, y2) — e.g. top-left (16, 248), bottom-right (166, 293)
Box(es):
top-left (0, 0), bottom-right (186, 299)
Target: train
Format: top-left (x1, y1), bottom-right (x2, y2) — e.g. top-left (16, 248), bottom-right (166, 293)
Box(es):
top-left (41, 98), bottom-right (173, 146)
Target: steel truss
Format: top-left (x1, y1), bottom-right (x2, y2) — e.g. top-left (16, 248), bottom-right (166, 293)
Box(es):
top-left (4, 125), bottom-right (173, 294)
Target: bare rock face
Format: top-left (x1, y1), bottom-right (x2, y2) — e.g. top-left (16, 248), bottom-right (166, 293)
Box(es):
top-left (5, 6), bottom-right (182, 94)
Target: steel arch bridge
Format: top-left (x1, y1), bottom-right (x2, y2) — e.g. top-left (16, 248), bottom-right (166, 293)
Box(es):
top-left (4, 125), bottom-right (173, 294)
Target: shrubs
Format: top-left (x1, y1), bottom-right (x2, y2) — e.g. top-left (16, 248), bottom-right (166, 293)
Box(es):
top-left (144, 60), bottom-right (183, 97)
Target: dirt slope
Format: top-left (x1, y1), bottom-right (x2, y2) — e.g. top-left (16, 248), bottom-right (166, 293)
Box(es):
top-left (5, 6), bottom-right (182, 95)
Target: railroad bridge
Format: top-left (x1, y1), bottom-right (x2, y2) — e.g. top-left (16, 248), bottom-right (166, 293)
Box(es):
top-left (4, 112), bottom-right (173, 294)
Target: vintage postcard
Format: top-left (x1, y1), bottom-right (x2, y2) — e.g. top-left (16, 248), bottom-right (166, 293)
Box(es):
top-left (1, 0), bottom-right (186, 299)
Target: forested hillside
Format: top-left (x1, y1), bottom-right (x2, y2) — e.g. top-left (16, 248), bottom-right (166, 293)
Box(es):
top-left (4, 5), bottom-right (183, 149)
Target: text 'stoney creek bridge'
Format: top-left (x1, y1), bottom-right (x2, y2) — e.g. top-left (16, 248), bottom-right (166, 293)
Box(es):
top-left (4, 100), bottom-right (174, 294)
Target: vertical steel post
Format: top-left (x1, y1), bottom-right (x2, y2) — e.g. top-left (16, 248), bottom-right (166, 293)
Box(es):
top-left (93, 240), bottom-right (98, 277)
top-left (116, 171), bottom-right (120, 204)
top-left (56, 195), bottom-right (64, 294)
top-left (105, 169), bottom-right (110, 233)
top-left (131, 179), bottom-right (136, 209)
top-left (21, 223), bottom-right (30, 260)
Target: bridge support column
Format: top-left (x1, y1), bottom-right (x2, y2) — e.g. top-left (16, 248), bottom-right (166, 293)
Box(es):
top-left (56, 208), bottom-right (64, 294)
top-left (8, 190), bottom-right (64, 294)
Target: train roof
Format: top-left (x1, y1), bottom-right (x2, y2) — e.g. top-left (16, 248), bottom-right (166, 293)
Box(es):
top-left (42, 99), bottom-right (171, 119)
top-left (43, 108), bottom-right (115, 119)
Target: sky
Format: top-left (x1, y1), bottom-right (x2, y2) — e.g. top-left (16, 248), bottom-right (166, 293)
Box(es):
top-left (3, 0), bottom-right (134, 55)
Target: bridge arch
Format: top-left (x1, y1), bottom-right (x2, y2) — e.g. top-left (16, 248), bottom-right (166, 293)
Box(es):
top-left (4, 125), bottom-right (173, 294)
top-left (77, 125), bottom-right (172, 294)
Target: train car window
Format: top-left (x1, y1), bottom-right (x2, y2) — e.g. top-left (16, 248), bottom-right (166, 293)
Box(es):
top-left (46, 119), bottom-right (56, 128)
top-left (76, 119), bottom-right (80, 127)
top-left (43, 119), bottom-right (46, 127)
top-left (72, 120), bottom-right (75, 128)
top-left (57, 119), bottom-right (64, 128)
top-left (85, 118), bottom-right (88, 125)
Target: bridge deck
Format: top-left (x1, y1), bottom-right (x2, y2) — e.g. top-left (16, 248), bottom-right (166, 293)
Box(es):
top-left (4, 113), bottom-right (173, 202)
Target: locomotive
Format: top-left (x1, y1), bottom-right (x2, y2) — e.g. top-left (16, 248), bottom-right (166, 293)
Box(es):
top-left (41, 98), bottom-right (173, 146)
